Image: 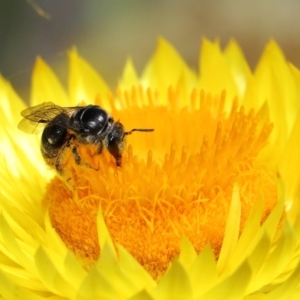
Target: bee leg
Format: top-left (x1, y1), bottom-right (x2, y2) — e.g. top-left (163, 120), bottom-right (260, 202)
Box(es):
top-left (72, 146), bottom-right (81, 165)
top-left (72, 144), bottom-right (99, 171)
top-left (55, 160), bottom-right (64, 174)
top-left (96, 140), bottom-right (103, 155)
top-left (54, 139), bottom-right (72, 175)
top-left (107, 122), bottom-right (124, 167)
top-left (113, 152), bottom-right (122, 167)
top-left (107, 143), bottom-right (123, 166)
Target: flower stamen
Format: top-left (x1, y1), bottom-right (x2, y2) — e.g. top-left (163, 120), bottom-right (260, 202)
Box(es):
top-left (46, 90), bottom-right (278, 279)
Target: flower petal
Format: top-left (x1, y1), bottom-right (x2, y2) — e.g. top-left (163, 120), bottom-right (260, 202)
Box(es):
top-left (142, 37), bottom-right (197, 106)
top-left (199, 261), bottom-right (252, 300)
top-left (129, 290), bottom-right (155, 300)
top-left (178, 236), bottom-right (198, 270)
top-left (257, 41), bottom-right (300, 135)
top-left (280, 106), bottom-right (300, 211)
top-left (224, 40), bottom-right (255, 106)
top-left (199, 39), bottom-right (238, 111)
top-left (119, 58), bottom-right (140, 88)
top-left (31, 57), bottom-right (69, 107)
top-left (190, 246), bottom-right (218, 297)
top-left (96, 212), bottom-right (155, 297)
top-left (77, 268), bottom-right (120, 299)
top-left (264, 261), bottom-right (300, 300)
top-left (68, 48), bottom-right (111, 107)
top-left (152, 259), bottom-right (193, 300)
top-left (0, 76), bottom-right (26, 123)
top-left (34, 247), bottom-right (76, 297)
top-left (254, 41), bottom-right (300, 164)
top-left (217, 183), bottom-right (241, 275)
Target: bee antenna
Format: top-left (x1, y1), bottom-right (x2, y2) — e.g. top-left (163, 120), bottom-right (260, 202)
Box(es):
top-left (124, 128), bottom-right (154, 135)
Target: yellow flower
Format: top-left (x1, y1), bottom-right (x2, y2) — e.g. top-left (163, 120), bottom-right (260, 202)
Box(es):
top-left (1, 38), bottom-right (300, 299)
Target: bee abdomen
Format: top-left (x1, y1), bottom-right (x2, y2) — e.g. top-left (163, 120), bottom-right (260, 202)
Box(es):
top-left (41, 123), bottom-right (68, 159)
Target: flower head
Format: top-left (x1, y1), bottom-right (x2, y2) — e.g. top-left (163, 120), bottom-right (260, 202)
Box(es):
top-left (1, 38), bottom-right (300, 299)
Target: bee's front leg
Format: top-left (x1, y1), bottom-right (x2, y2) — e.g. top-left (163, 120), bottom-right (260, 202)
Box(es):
top-left (107, 122), bottom-right (125, 167)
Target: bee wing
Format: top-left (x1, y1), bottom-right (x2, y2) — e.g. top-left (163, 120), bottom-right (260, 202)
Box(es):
top-left (18, 102), bottom-right (86, 134)
top-left (17, 118), bottom-right (47, 134)
top-left (18, 102), bottom-right (65, 134)
top-left (20, 102), bottom-right (65, 120)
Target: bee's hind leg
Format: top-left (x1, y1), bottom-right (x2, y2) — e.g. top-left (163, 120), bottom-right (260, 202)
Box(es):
top-left (72, 145), bottom-right (81, 165)
top-left (53, 141), bottom-right (70, 175)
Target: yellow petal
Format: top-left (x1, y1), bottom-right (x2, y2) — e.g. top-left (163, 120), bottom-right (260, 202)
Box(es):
top-left (119, 58), bottom-right (140, 88)
top-left (77, 268), bottom-right (120, 299)
top-left (190, 246), bottom-right (218, 298)
top-left (129, 290), bottom-right (154, 300)
top-left (254, 41), bottom-right (300, 164)
top-left (224, 40), bottom-right (257, 111)
top-left (280, 106), bottom-right (300, 211)
top-left (142, 37), bottom-right (197, 106)
top-left (34, 247), bottom-right (76, 297)
top-left (178, 236), bottom-right (198, 270)
top-left (68, 48), bottom-right (111, 107)
top-left (31, 57), bottom-right (69, 107)
top-left (0, 76), bottom-right (26, 124)
top-left (199, 39), bottom-right (238, 111)
top-left (200, 261), bottom-right (252, 300)
top-left (256, 41), bottom-right (300, 135)
top-left (217, 183), bottom-right (241, 275)
top-left (152, 260), bottom-right (193, 300)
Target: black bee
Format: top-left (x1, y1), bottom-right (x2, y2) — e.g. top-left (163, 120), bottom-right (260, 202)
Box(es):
top-left (18, 102), bottom-right (154, 173)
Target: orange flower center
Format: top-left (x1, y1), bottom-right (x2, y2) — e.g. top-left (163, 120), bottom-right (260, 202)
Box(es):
top-left (45, 89), bottom-right (277, 279)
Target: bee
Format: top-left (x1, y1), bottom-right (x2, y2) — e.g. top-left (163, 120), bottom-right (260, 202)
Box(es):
top-left (18, 102), bottom-right (154, 173)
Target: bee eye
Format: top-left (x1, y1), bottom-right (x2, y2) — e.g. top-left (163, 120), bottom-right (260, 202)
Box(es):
top-left (81, 106), bottom-right (108, 134)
